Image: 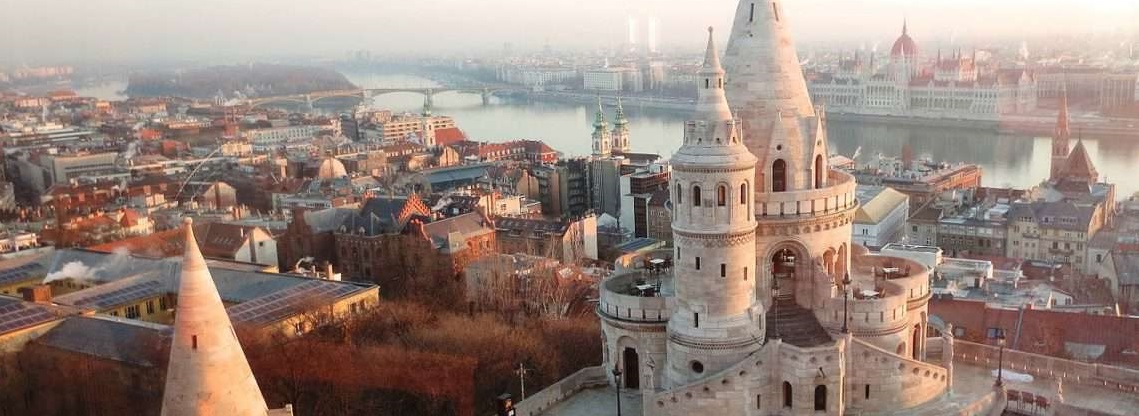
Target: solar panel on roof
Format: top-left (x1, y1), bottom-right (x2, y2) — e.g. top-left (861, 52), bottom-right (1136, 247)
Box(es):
top-left (227, 280), bottom-right (362, 326)
top-left (0, 305), bottom-right (56, 334)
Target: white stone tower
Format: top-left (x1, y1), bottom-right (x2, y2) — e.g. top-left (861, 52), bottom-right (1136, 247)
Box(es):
top-left (724, 0), bottom-right (855, 312)
top-left (665, 27), bottom-right (763, 387)
top-left (591, 98), bottom-right (612, 157)
top-left (724, 0), bottom-right (830, 195)
top-left (162, 218), bottom-right (269, 416)
top-left (612, 98), bottom-right (631, 153)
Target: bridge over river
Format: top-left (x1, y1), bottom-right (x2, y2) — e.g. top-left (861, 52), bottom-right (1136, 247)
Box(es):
top-left (245, 84), bottom-right (529, 109)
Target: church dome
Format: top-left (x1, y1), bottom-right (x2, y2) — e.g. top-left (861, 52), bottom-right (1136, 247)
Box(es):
top-left (316, 156), bottom-right (347, 179)
top-left (890, 22), bottom-right (918, 58)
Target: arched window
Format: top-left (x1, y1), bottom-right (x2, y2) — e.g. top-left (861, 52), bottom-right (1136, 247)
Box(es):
top-left (740, 183), bottom-right (748, 205)
top-left (693, 186), bottom-right (702, 207)
top-left (772, 160), bottom-right (787, 192)
top-left (814, 385), bottom-right (827, 411)
top-left (814, 155), bottom-right (824, 189)
top-left (676, 183), bottom-right (683, 204)
top-left (782, 382), bottom-right (793, 408)
top-left (717, 185), bottom-right (727, 206)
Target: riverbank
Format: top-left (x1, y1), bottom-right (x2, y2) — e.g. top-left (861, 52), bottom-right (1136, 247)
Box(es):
top-left (520, 91), bottom-right (1138, 139)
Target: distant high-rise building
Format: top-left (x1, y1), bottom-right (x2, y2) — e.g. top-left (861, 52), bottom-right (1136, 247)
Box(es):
top-left (627, 17), bottom-right (639, 49)
top-left (647, 17), bottom-right (660, 54)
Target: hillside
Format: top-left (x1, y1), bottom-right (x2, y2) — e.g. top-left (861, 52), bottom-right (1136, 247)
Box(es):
top-left (125, 64), bottom-right (356, 99)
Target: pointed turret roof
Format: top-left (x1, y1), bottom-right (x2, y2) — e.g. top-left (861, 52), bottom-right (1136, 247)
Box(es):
top-left (593, 98), bottom-right (608, 129)
top-left (723, 0), bottom-right (815, 119)
top-left (613, 97), bottom-right (629, 127)
top-left (695, 27), bottom-right (733, 122)
top-left (702, 27), bottom-right (723, 73)
top-left (161, 218), bottom-right (268, 416)
top-left (1065, 138), bottom-right (1099, 183)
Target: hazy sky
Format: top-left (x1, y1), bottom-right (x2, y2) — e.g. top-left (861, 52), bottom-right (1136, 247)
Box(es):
top-left (2, 0), bottom-right (1137, 64)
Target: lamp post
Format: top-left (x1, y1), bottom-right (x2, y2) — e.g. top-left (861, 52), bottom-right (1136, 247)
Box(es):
top-left (994, 329), bottom-right (1007, 388)
top-left (842, 273), bottom-right (852, 333)
top-left (612, 366), bottom-right (623, 416)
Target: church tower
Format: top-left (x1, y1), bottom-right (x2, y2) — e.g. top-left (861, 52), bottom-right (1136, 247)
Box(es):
top-left (162, 218), bottom-right (269, 416)
top-left (665, 27), bottom-right (763, 387)
top-left (1050, 87), bottom-right (1072, 182)
top-left (591, 98), bottom-right (612, 157)
top-left (611, 98), bottom-right (631, 153)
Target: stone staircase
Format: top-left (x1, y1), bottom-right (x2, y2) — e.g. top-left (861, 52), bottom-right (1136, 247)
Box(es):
top-left (765, 299), bottom-right (834, 348)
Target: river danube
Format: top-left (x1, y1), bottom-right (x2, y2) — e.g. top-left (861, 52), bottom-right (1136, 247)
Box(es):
top-left (79, 73), bottom-right (1139, 197)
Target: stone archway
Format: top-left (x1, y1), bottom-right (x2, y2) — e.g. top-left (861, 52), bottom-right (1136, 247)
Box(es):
top-left (762, 241), bottom-right (812, 307)
top-left (623, 347), bottom-right (640, 389)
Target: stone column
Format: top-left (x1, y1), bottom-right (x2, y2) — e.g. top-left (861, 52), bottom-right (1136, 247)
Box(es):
top-left (943, 324), bottom-right (955, 394)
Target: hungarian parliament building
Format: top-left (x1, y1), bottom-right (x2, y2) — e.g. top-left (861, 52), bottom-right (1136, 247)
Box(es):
top-left (807, 23), bottom-right (1038, 121)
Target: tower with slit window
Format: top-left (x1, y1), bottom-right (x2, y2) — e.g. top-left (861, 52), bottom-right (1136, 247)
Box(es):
top-left (665, 27), bottom-right (763, 386)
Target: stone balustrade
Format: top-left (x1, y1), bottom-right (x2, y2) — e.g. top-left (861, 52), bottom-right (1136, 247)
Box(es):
top-left (599, 271), bottom-right (674, 324)
top-left (513, 366), bottom-right (609, 416)
top-left (953, 340), bottom-right (1139, 395)
top-left (756, 170), bottom-right (858, 219)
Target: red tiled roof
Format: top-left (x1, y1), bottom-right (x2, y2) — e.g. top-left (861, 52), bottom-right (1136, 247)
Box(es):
top-left (931, 298), bottom-right (1139, 366)
top-left (434, 127), bottom-right (467, 146)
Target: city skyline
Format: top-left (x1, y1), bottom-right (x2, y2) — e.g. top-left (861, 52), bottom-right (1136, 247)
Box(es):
top-left (2, 0), bottom-right (1137, 64)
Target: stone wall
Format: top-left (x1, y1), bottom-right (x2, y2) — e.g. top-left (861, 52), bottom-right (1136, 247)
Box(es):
top-left (845, 337), bottom-right (949, 412)
top-left (648, 339), bottom-right (846, 416)
top-left (514, 366), bottom-right (608, 416)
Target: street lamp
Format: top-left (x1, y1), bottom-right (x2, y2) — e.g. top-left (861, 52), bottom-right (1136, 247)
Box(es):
top-left (993, 329), bottom-right (1007, 388)
top-left (612, 366), bottom-right (623, 416)
top-left (842, 272), bottom-right (852, 333)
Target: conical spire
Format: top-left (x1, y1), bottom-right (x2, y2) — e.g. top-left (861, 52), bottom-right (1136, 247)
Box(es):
top-left (614, 97), bottom-right (629, 126)
top-left (162, 218), bottom-right (268, 416)
top-left (593, 98), bottom-right (607, 129)
top-left (1056, 86), bottom-right (1071, 140)
top-left (695, 27), bottom-right (733, 122)
top-left (702, 26), bottom-right (722, 72)
top-left (903, 19), bottom-right (908, 36)
top-left (723, 0), bottom-right (815, 120)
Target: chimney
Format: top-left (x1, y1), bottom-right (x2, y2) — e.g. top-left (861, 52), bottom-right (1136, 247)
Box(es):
top-left (325, 262), bottom-right (339, 281)
top-left (19, 284), bottom-right (52, 304)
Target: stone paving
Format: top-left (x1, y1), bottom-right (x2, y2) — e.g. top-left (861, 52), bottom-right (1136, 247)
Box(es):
top-left (537, 388), bottom-right (642, 416)
top-left (952, 363), bottom-right (1139, 416)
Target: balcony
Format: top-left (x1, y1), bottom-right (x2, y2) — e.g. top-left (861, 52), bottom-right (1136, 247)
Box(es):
top-left (598, 271), bottom-right (674, 324)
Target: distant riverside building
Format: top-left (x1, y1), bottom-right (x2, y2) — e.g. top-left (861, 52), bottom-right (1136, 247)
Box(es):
top-left (807, 23), bottom-right (1037, 120)
top-left (584, 67), bottom-right (643, 92)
